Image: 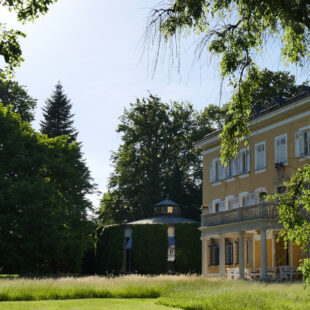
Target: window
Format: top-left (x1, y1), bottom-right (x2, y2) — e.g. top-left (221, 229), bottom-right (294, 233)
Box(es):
top-left (239, 192), bottom-right (249, 207)
top-left (167, 206), bottom-right (173, 214)
top-left (210, 158), bottom-right (224, 182)
top-left (215, 202), bottom-right (219, 213)
top-left (209, 239), bottom-right (219, 266)
top-left (255, 142), bottom-right (266, 170)
top-left (239, 149), bottom-right (250, 174)
top-left (295, 127), bottom-right (310, 158)
top-left (227, 161), bottom-right (233, 178)
top-left (225, 196), bottom-right (238, 210)
top-left (225, 239), bottom-right (234, 265)
top-left (275, 134), bottom-right (287, 163)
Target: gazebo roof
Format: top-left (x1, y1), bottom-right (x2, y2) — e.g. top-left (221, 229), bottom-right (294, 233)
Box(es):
top-left (155, 199), bottom-right (180, 207)
top-left (127, 216), bottom-right (198, 225)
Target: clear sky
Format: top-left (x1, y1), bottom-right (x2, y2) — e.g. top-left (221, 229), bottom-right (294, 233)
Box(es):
top-left (1, 1), bottom-right (308, 210)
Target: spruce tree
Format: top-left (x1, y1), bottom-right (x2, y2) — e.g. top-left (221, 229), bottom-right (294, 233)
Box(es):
top-left (40, 82), bottom-right (78, 142)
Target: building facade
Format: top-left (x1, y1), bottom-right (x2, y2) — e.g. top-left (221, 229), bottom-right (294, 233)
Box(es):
top-left (195, 91), bottom-right (310, 279)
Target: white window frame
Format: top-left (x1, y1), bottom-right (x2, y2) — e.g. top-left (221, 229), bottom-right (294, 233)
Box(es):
top-left (274, 134), bottom-right (288, 164)
top-left (239, 192), bottom-right (249, 207)
top-left (211, 199), bottom-right (222, 213)
top-left (295, 125), bottom-right (310, 158)
top-left (239, 148), bottom-right (250, 174)
top-left (211, 158), bottom-right (222, 182)
top-left (225, 195), bottom-right (235, 210)
top-left (255, 141), bottom-right (266, 171)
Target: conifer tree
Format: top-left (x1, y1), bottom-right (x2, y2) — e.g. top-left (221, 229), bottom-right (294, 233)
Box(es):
top-left (40, 82), bottom-right (78, 142)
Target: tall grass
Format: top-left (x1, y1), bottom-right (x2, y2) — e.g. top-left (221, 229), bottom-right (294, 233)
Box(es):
top-left (0, 275), bottom-right (309, 310)
top-left (0, 275), bottom-right (179, 301)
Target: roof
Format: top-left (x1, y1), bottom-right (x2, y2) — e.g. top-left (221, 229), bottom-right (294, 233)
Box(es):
top-left (127, 216), bottom-right (198, 225)
top-left (196, 87), bottom-right (310, 146)
top-left (155, 199), bottom-right (180, 207)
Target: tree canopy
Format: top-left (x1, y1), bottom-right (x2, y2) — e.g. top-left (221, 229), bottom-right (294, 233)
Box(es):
top-left (0, 104), bottom-right (94, 274)
top-left (0, 79), bottom-right (37, 122)
top-left (40, 82), bottom-right (78, 143)
top-left (99, 94), bottom-right (213, 224)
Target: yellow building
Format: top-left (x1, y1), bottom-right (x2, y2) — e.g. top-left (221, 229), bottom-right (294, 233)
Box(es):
top-left (195, 91), bottom-right (310, 280)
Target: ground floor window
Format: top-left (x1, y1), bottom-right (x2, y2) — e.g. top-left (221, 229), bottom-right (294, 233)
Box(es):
top-left (225, 239), bottom-right (234, 265)
top-left (209, 239), bottom-right (219, 266)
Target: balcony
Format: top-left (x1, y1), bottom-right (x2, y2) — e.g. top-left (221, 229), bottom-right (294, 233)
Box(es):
top-left (201, 203), bottom-right (278, 227)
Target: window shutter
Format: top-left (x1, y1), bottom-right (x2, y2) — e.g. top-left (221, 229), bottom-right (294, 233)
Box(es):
top-left (295, 132), bottom-right (302, 157)
top-left (246, 150), bottom-right (250, 172)
top-left (232, 159), bottom-right (237, 176)
top-left (209, 161), bottom-right (213, 182)
top-left (219, 163), bottom-right (226, 180)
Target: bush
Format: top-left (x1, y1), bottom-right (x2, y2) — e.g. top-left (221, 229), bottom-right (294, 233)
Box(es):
top-left (175, 223), bottom-right (201, 273)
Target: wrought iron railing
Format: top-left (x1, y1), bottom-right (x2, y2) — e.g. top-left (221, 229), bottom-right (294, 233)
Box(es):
top-left (201, 203), bottom-right (278, 227)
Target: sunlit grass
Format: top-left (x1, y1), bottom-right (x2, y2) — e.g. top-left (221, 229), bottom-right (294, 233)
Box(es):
top-left (0, 275), bottom-right (309, 309)
top-left (0, 298), bottom-right (180, 310)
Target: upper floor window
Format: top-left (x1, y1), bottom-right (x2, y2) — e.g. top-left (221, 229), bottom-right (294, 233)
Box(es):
top-left (239, 148), bottom-right (250, 174)
top-left (210, 158), bottom-right (224, 182)
top-left (295, 126), bottom-right (310, 158)
top-left (275, 134), bottom-right (287, 163)
top-left (255, 142), bottom-right (266, 170)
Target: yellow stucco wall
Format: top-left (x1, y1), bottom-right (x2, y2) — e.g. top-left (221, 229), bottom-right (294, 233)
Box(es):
top-left (201, 101), bottom-right (310, 206)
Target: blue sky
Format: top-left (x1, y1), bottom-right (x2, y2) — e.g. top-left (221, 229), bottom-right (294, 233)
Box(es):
top-left (1, 1), bottom-right (308, 210)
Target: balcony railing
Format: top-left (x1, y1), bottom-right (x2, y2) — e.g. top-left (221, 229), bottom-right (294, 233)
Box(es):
top-left (201, 203), bottom-right (278, 227)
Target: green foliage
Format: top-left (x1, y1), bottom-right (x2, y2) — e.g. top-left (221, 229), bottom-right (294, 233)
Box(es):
top-left (0, 104), bottom-right (94, 274)
top-left (99, 94), bottom-right (213, 224)
top-left (174, 223), bottom-right (201, 273)
top-left (96, 225), bottom-right (125, 274)
top-left (151, 0), bottom-right (309, 77)
top-left (40, 82), bottom-right (78, 143)
top-left (0, 1), bottom-right (56, 78)
top-left (220, 68), bottom-right (300, 163)
top-left (132, 224), bottom-right (168, 274)
top-left (268, 164), bottom-right (310, 282)
top-left (0, 78), bottom-right (37, 122)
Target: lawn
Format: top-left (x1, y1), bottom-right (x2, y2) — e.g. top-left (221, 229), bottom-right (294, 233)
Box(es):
top-left (0, 275), bottom-right (309, 310)
top-left (0, 298), bottom-right (181, 310)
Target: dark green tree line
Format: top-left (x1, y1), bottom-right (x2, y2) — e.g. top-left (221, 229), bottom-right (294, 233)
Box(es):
top-left (0, 104), bottom-right (94, 274)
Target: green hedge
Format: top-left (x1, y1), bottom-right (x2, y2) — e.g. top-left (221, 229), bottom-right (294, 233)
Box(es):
top-left (175, 223), bottom-right (201, 273)
top-left (131, 224), bottom-right (168, 274)
top-left (96, 222), bottom-right (201, 275)
top-left (96, 225), bottom-right (124, 274)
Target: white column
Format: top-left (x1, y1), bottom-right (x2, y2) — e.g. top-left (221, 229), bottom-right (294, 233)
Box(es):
top-left (239, 231), bottom-right (245, 279)
top-left (260, 227), bottom-right (268, 279)
top-left (271, 230), bottom-right (276, 268)
top-left (219, 235), bottom-right (225, 277)
top-left (202, 237), bottom-right (209, 276)
top-left (288, 240), bottom-right (293, 266)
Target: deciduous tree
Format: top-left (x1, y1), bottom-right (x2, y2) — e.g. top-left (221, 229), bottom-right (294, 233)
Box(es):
top-left (0, 104), bottom-right (94, 274)
top-left (0, 79), bottom-right (37, 122)
top-left (99, 94), bottom-right (213, 224)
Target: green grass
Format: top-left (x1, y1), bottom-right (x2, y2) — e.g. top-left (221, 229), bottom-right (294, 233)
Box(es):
top-left (0, 275), bottom-right (309, 309)
top-left (0, 298), bottom-right (181, 310)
